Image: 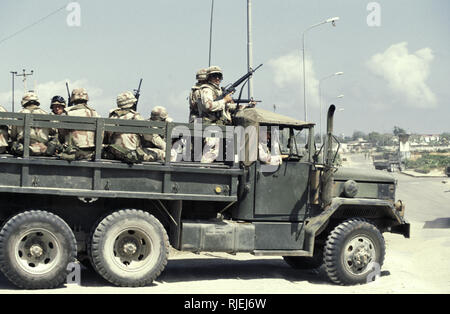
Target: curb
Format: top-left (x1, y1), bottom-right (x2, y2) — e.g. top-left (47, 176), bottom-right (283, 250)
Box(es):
top-left (400, 171), bottom-right (447, 178)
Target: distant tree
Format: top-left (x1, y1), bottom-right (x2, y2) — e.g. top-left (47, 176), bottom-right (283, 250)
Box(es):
top-left (393, 126), bottom-right (406, 136)
top-left (367, 132), bottom-right (382, 145)
top-left (352, 130), bottom-right (366, 141)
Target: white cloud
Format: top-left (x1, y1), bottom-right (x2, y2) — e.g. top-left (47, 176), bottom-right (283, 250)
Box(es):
top-left (367, 42), bottom-right (436, 108)
top-left (267, 51), bottom-right (319, 109)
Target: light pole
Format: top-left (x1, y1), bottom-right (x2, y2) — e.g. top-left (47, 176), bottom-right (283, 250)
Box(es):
top-left (10, 71), bottom-right (17, 112)
top-left (319, 71), bottom-right (343, 148)
top-left (302, 17), bottom-right (339, 122)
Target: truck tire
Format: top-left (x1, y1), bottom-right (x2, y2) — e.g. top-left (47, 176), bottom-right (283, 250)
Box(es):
top-left (283, 246), bottom-right (324, 270)
top-left (0, 210), bottom-right (77, 289)
top-left (89, 209), bottom-right (169, 287)
top-left (324, 218), bottom-right (385, 285)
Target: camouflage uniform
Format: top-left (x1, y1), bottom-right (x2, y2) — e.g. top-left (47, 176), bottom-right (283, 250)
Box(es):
top-left (59, 88), bottom-right (100, 161)
top-left (189, 68), bottom-right (207, 123)
top-left (0, 105), bottom-right (9, 154)
top-left (104, 92), bottom-right (156, 163)
top-left (198, 66), bottom-right (237, 163)
top-left (10, 92), bottom-right (52, 156)
top-left (142, 106), bottom-right (173, 161)
top-left (46, 96), bottom-right (67, 155)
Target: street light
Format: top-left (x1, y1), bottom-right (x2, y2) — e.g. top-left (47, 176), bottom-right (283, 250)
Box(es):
top-left (302, 17), bottom-right (339, 122)
top-left (319, 71), bottom-right (344, 148)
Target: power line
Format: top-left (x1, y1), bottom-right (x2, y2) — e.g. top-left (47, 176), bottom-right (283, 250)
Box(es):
top-left (0, 4), bottom-right (67, 46)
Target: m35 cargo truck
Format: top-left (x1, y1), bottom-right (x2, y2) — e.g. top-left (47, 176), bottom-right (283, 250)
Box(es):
top-left (0, 105), bottom-right (409, 289)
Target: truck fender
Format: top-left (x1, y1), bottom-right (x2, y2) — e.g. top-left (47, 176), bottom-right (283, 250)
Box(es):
top-left (303, 197), bottom-right (409, 255)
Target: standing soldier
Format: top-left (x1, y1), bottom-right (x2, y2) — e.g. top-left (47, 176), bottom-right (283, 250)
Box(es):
top-left (198, 66), bottom-right (236, 163)
top-left (142, 106), bottom-right (173, 161)
top-left (104, 91), bottom-right (155, 163)
top-left (10, 92), bottom-right (52, 156)
top-left (0, 105), bottom-right (9, 154)
top-left (59, 88), bottom-right (100, 161)
top-left (189, 68), bottom-right (207, 123)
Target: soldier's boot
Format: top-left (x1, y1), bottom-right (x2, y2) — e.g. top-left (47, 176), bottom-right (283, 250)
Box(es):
top-left (107, 144), bottom-right (139, 164)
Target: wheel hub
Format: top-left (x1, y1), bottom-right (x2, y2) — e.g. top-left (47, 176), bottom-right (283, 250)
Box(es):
top-left (123, 243), bottom-right (137, 256)
top-left (353, 246), bottom-right (371, 268)
top-left (29, 244), bottom-right (44, 258)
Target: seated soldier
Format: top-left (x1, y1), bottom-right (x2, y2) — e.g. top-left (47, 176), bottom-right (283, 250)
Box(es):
top-left (258, 128), bottom-right (287, 166)
top-left (59, 88), bottom-right (100, 161)
top-left (104, 92), bottom-right (155, 163)
top-left (142, 106), bottom-right (174, 161)
top-left (0, 105), bottom-right (9, 154)
top-left (10, 92), bottom-right (52, 156)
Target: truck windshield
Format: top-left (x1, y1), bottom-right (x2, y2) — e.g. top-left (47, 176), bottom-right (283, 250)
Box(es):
top-left (279, 127), bottom-right (309, 157)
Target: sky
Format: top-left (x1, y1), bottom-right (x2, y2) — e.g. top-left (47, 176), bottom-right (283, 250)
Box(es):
top-left (0, 0), bottom-right (449, 137)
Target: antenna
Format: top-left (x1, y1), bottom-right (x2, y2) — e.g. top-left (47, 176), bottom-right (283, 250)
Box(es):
top-left (208, 0), bottom-right (214, 66)
top-left (247, 0), bottom-right (254, 99)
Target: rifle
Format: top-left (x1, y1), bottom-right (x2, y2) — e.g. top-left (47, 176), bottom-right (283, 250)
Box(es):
top-left (219, 64), bottom-right (263, 100)
top-left (132, 79), bottom-right (143, 111)
top-left (232, 99), bottom-right (261, 105)
top-left (65, 82), bottom-right (72, 107)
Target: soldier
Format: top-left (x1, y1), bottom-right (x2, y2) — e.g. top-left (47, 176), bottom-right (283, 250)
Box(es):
top-left (59, 88), bottom-right (100, 161)
top-left (142, 106), bottom-right (173, 161)
top-left (10, 92), bottom-right (52, 156)
top-left (198, 66), bottom-right (236, 163)
top-left (258, 128), bottom-right (285, 166)
top-left (188, 68), bottom-right (207, 123)
top-left (104, 91), bottom-right (155, 163)
top-left (0, 105), bottom-right (9, 154)
top-left (50, 96), bottom-right (66, 115)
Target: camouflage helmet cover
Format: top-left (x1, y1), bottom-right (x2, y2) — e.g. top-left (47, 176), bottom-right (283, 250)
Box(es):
top-left (196, 68), bottom-right (208, 82)
top-left (206, 66), bottom-right (223, 77)
top-left (151, 106), bottom-right (170, 121)
top-left (116, 91), bottom-right (137, 108)
top-left (71, 88), bottom-right (89, 102)
top-left (21, 92), bottom-right (40, 107)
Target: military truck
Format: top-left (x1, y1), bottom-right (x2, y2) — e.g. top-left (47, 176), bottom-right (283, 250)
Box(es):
top-left (0, 105), bottom-right (409, 289)
top-left (372, 152), bottom-right (402, 172)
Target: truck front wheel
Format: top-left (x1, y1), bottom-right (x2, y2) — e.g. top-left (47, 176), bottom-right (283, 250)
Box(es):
top-left (0, 210), bottom-right (77, 289)
top-left (324, 218), bottom-right (385, 285)
top-left (89, 209), bottom-right (169, 287)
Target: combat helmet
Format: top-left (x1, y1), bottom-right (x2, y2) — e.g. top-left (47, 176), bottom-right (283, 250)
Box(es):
top-left (50, 96), bottom-right (66, 110)
top-left (21, 92), bottom-right (40, 107)
top-left (116, 91), bottom-right (137, 109)
top-left (151, 106), bottom-right (172, 122)
top-left (206, 66), bottom-right (223, 80)
top-left (71, 88), bottom-right (89, 103)
top-left (196, 68), bottom-right (208, 82)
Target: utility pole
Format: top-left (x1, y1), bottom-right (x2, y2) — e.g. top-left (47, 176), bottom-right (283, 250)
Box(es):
top-left (247, 0), bottom-right (253, 99)
top-left (11, 69), bottom-right (34, 112)
top-left (16, 69), bottom-right (34, 91)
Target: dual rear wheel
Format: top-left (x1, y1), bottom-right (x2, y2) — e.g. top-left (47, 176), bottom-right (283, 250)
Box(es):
top-left (0, 209), bottom-right (169, 289)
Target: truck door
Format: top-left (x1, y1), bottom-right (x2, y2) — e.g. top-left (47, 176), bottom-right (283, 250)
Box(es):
top-left (254, 127), bottom-right (311, 220)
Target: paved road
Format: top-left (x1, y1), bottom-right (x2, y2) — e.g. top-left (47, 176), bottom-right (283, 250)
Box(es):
top-left (1, 153), bottom-right (449, 294)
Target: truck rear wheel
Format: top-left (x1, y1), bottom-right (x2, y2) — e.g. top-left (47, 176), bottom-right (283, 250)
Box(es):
top-left (324, 218), bottom-right (385, 285)
top-left (89, 209), bottom-right (169, 287)
top-left (0, 210), bottom-right (77, 289)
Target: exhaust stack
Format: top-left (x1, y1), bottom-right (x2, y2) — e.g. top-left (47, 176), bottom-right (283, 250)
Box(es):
top-left (321, 105), bottom-right (336, 208)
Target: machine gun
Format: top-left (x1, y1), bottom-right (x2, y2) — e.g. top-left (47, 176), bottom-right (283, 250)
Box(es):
top-left (132, 79), bottom-right (143, 111)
